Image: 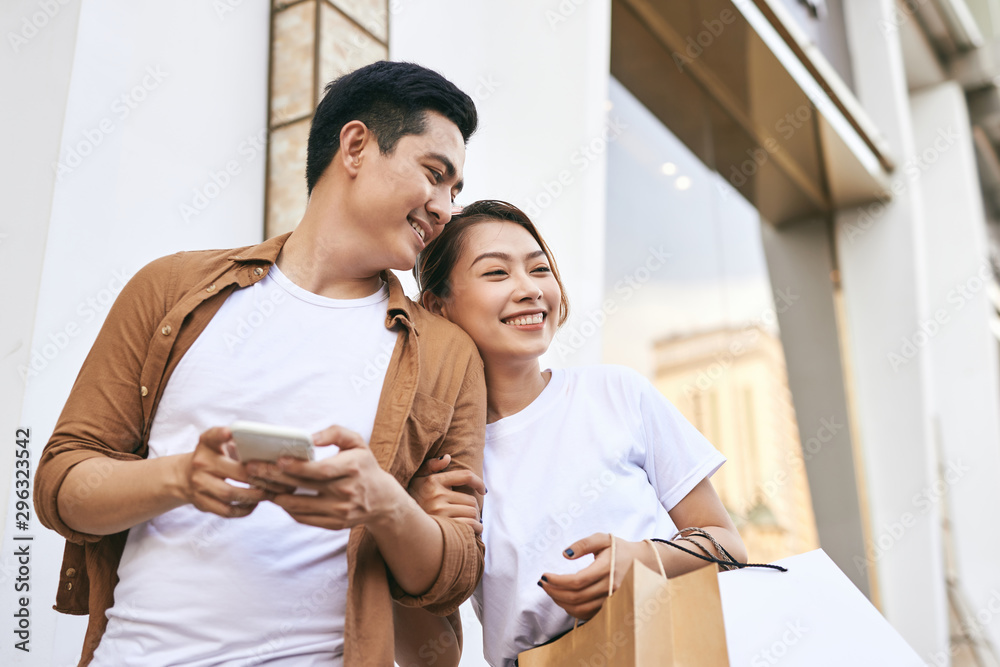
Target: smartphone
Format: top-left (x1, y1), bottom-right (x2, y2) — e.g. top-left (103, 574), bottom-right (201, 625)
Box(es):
top-left (229, 420), bottom-right (315, 463)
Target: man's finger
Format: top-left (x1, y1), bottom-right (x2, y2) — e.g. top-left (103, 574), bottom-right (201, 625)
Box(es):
top-left (197, 426), bottom-right (233, 454)
top-left (312, 425), bottom-right (367, 450)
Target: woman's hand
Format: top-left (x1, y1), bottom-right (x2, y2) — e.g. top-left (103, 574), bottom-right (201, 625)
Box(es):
top-left (407, 454), bottom-right (486, 535)
top-left (537, 533), bottom-right (652, 621)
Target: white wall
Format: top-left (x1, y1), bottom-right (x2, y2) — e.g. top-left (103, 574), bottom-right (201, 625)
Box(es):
top-left (910, 81), bottom-right (1000, 658)
top-left (836, 0), bottom-right (948, 659)
top-left (390, 0), bottom-right (612, 371)
top-left (1, 2), bottom-right (271, 664)
top-left (391, 3), bottom-right (611, 665)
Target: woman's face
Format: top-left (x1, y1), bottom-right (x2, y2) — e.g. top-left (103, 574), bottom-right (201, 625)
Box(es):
top-left (437, 220), bottom-right (561, 366)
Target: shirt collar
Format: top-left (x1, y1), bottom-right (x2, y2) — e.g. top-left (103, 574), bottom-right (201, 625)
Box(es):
top-left (226, 232), bottom-right (419, 335)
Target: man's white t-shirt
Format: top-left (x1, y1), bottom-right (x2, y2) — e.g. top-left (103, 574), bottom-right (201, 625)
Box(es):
top-left (92, 265), bottom-right (398, 667)
top-left (473, 365), bottom-right (726, 667)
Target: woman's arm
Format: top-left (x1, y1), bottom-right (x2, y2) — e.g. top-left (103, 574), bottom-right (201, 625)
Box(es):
top-left (539, 477), bottom-right (746, 620)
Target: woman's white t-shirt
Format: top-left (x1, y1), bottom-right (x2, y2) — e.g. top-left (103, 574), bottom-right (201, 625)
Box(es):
top-left (473, 365), bottom-right (725, 667)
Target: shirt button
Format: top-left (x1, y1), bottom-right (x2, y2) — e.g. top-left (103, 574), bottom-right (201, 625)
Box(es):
top-left (161, 325), bottom-right (172, 336)
top-left (206, 284), bottom-right (216, 293)
top-left (66, 568), bottom-right (76, 577)
top-left (141, 386), bottom-right (148, 397)
top-left (66, 582), bottom-right (73, 591)
top-left (253, 267), bottom-right (264, 276)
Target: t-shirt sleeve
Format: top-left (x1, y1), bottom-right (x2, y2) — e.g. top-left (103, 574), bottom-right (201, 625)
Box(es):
top-left (634, 371), bottom-right (726, 512)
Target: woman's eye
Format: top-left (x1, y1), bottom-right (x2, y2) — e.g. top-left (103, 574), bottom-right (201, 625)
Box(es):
top-left (532, 266), bottom-right (552, 273)
top-left (484, 270), bottom-right (507, 277)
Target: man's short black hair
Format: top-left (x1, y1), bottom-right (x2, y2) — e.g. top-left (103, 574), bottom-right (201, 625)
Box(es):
top-left (305, 61), bottom-right (478, 195)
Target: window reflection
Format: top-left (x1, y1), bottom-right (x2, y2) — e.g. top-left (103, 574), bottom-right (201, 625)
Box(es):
top-left (603, 76), bottom-right (819, 561)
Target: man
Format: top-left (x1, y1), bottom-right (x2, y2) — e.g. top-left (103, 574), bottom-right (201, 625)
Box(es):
top-left (34, 61), bottom-right (486, 666)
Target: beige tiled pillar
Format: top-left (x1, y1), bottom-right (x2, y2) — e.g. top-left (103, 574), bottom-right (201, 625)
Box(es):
top-left (266, 0), bottom-right (388, 237)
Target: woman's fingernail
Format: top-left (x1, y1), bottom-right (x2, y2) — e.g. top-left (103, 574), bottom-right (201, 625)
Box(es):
top-left (541, 575), bottom-right (548, 583)
top-left (437, 456), bottom-right (446, 460)
top-left (537, 580), bottom-right (543, 587)
top-left (564, 548), bottom-right (575, 557)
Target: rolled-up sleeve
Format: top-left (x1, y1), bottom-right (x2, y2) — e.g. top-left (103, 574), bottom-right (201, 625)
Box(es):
top-left (390, 347), bottom-right (487, 615)
top-left (34, 255), bottom-right (174, 544)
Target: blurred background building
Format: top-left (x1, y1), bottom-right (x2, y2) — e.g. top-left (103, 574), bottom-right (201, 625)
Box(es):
top-left (4, 0), bottom-right (1000, 665)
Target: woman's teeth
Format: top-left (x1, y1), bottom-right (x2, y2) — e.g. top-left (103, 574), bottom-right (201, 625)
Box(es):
top-left (503, 313), bottom-right (544, 326)
top-left (409, 219), bottom-right (425, 241)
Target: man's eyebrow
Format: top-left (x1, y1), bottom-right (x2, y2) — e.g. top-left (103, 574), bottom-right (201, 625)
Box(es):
top-left (426, 152), bottom-right (463, 194)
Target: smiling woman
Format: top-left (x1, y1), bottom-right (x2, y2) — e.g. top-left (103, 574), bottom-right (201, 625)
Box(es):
top-left (403, 200), bottom-right (745, 667)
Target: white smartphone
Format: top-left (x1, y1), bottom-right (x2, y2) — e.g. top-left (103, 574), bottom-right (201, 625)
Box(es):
top-left (229, 420), bottom-right (315, 463)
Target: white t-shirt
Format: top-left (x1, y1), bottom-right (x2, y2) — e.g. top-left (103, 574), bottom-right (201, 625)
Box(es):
top-left (92, 265), bottom-right (398, 667)
top-left (473, 365), bottom-right (725, 667)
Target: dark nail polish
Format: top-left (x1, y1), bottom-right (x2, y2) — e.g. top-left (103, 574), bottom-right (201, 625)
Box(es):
top-left (437, 455), bottom-right (446, 460)
top-left (564, 548), bottom-right (575, 557)
top-left (540, 575), bottom-right (548, 582)
top-left (537, 580), bottom-right (543, 588)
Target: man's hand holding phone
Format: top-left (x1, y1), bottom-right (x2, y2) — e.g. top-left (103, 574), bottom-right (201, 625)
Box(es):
top-left (244, 424), bottom-right (408, 531)
top-left (183, 426), bottom-right (276, 519)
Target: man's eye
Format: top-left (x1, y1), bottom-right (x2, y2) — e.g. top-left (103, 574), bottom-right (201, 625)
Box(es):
top-left (428, 169), bottom-right (443, 183)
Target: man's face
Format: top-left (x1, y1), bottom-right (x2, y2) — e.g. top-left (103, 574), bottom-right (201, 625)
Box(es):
top-left (353, 111), bottom-right (466, 272)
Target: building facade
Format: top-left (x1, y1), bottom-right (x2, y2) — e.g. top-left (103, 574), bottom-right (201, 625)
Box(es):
top-left (4, 0), bottom-right (1000, 665)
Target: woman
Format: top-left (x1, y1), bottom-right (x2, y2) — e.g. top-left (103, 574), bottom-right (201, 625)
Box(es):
top-left (395, 200), bottom-right (746, 667)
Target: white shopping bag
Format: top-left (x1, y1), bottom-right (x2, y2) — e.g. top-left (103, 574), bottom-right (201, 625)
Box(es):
top-left (718, 549), bottom-right (925, 666)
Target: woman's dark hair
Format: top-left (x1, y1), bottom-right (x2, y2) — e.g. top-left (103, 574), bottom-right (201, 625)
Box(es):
top-left (305, 61), bottom-right (478, 196)
top-left (415, 200), bottom-right (570, 326)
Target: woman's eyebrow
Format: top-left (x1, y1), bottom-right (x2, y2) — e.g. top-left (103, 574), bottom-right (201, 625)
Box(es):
top-left (471, 250), bottom-right (545, 266)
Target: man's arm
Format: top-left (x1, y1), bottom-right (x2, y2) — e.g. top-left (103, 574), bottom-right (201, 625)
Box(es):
top-left (35, 254), bottom-right (271, 541)
top-left (247, 346), bottom-right (487, 605)
top-left (57, 428), bottom-right (273, 536)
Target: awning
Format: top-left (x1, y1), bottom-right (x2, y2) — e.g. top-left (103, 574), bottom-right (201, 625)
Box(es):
top-left (611, 0), bottom-right (894, 225)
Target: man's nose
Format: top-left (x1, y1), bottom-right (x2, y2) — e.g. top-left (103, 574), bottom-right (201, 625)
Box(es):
top-left (427, 189), bottom-right (453, 226)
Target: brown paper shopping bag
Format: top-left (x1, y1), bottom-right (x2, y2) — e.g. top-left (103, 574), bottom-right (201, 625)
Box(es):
top-left (518, 543), bottom-right (728, 667)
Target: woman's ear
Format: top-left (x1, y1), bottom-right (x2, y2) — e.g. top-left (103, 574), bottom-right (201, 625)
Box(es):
top-left (421, 291), bottom-right (449, 319)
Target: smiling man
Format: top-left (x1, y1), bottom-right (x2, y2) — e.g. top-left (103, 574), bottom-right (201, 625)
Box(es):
top-left (34, 61), bottom-right (486, 666)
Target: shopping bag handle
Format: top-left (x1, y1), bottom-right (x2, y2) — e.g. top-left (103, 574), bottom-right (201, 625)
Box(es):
top-left (652, 528), bottom-right (789, 573)
top-left (643, 538), bottom-right (667, 577)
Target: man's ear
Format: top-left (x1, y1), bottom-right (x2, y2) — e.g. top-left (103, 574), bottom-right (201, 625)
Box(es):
top-left (339, 120), bottom-right (371, 177)
top-left (421, 291), bottom-right (449, 318)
